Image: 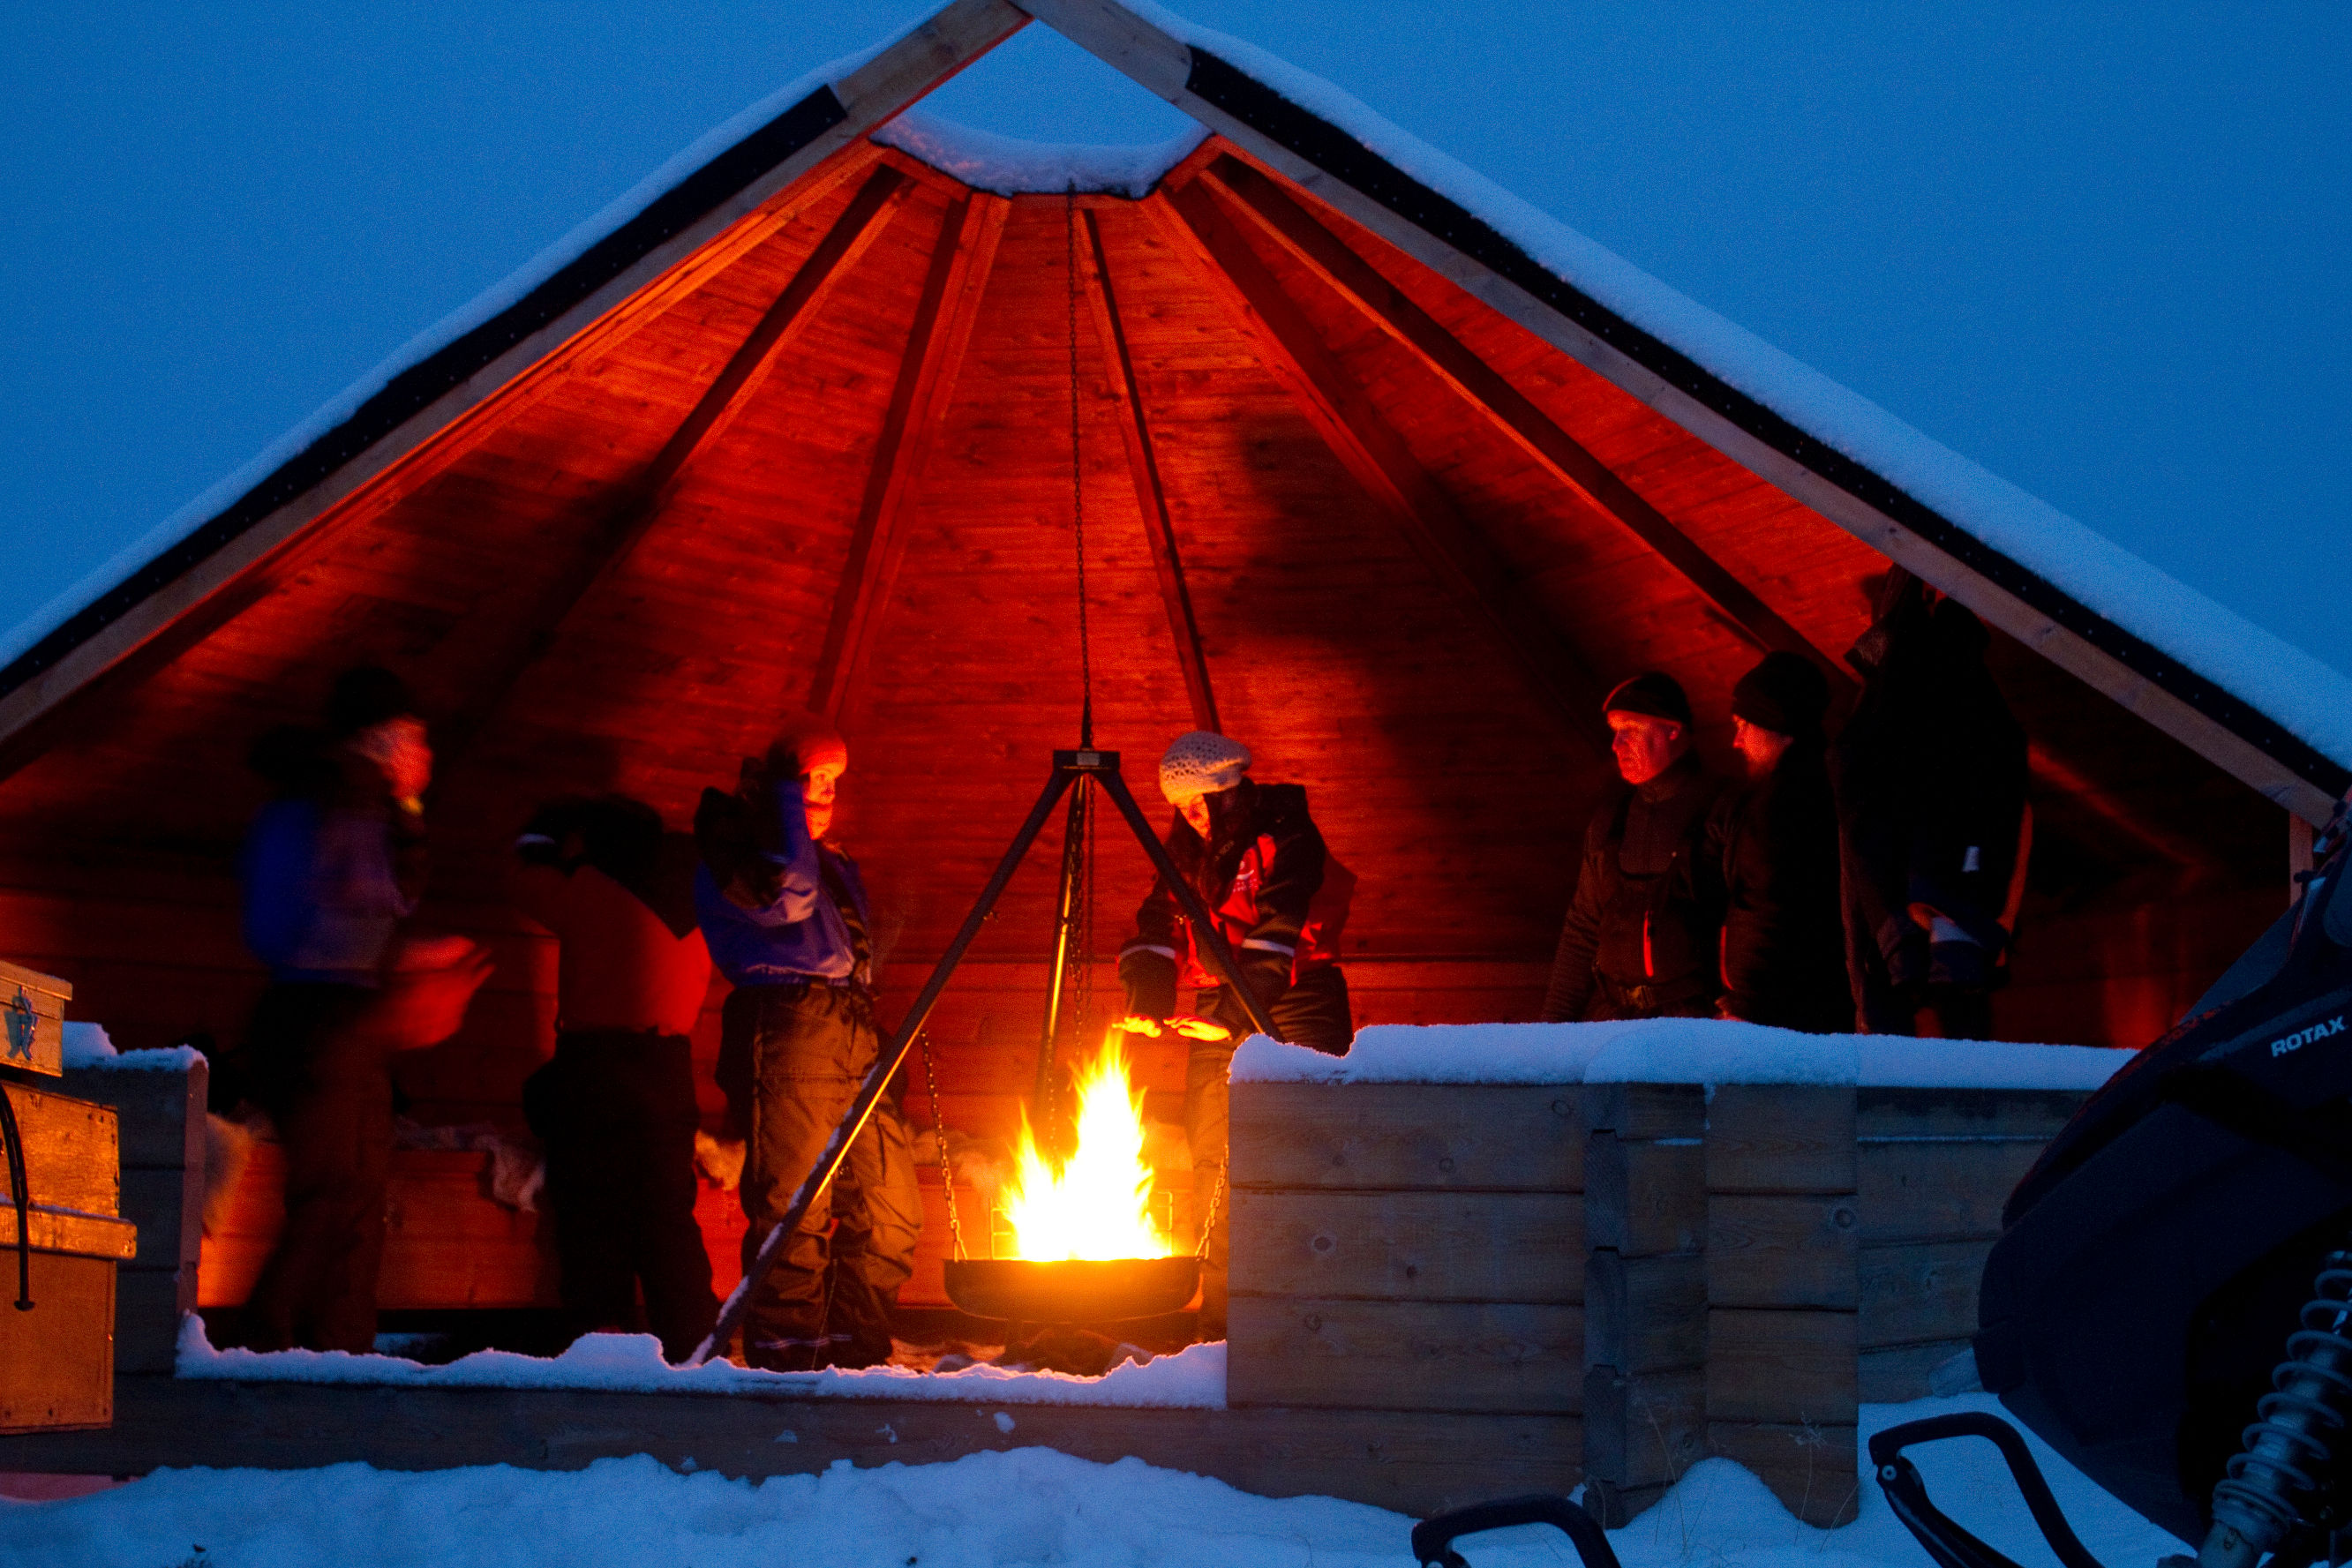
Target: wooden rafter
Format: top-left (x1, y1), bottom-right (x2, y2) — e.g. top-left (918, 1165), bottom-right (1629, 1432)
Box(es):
top-left (438, 167), bottom-right (916, 758)
top-left (1078, 207), bottom-right (1221, 733)
top-left (808, 191), bottom-right (1011, 729)
top-left (1192, 154), bottom-right (1852, 689)
top-left (0, 0), bottom-right (1032, 756)
top-left (1151, 182), bottom-right (1610, 755)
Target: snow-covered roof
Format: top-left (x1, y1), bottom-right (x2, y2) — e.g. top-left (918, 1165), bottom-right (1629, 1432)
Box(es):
top-left (5, 0), bottom-right (2344, 799)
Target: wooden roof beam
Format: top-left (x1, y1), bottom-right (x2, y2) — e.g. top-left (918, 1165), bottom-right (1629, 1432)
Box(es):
top-left (1078, 207), bottom-right (1221, 734)
top-left (1151, 181), bottom-right (1610, 757)
top-left (1191, 154), bottom-right (1851, 691)
top-left (437, 166), bottom-right (915, 759)
top-left (808, 191), bottom-right (1011, 731)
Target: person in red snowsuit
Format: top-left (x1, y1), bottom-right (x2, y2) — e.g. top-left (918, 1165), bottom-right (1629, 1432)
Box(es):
top-left (1117, 731), bottom-right (1355, 1339)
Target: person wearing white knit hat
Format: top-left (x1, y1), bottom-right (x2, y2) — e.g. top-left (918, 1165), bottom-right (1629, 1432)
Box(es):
top-left (1117, 731), bottom-right (1356, 1341)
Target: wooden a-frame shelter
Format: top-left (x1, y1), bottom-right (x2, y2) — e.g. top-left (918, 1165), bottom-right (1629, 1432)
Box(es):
top-left (0, 0), bottom-right (2344, 1316)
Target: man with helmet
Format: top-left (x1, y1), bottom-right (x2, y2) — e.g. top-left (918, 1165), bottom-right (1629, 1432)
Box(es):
top-left (1117, 731), bottom-right (1355, 1338)
top-left (693, 715), bottom-right (920, 1370)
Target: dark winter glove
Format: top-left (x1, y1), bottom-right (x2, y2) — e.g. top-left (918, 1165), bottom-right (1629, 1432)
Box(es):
top-left (1118, 948), bottom-right (1178, 1023)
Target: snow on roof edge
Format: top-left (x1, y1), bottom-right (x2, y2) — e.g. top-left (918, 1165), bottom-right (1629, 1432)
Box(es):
top-left (874, 107), bottom-right (1206, 198)
top-left (1117, 0), bottom-right (2352, 771)
top-left (10, 1), bottom-right (2346, 773)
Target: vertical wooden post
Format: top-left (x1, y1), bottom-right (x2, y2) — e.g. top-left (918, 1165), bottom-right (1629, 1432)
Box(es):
top-left (1579, 1083), bottom-right (1707, 1526)
top-left (59, 1060), bottom-right (207, 1377)
top-left (1704, 1084), bottom-right (1860, 1527)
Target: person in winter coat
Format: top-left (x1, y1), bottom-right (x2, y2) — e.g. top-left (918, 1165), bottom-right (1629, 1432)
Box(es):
top-left (1706, 653), bottom-right (1852, 1032)
top-left (1544, 672), bottom-right (1727, 1023)
top-left (235, 666), bottom-right (432, 1354)
top-left (1831, 569), bottom-right (2030, 1039)
top-left (1117, 731), bottom-right (1356, 1339)
top-left (511, 794), bottom-right (718, 1362)
top-left (695, 716), bottom-right (919, 1371)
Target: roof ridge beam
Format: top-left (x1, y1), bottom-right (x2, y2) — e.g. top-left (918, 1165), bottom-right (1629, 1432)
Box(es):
top-left (1151, 181), bottom-right (1609, 757)
top-left (1193, 154), bottom-right (1852, 692)
top-left (808, 191), bottom-right (1011, 731)
top-left (1079, 206), bottom-right (1220, 734)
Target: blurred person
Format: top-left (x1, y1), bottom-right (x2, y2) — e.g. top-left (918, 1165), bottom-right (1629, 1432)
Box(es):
top-left (236, 667), bottom-right (440, 1353)
top-left (512, 793), bottom-right (718, 1362)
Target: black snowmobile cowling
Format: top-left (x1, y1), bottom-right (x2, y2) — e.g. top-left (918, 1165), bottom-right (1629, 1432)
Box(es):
top-left (1975, 814), bottom-right (2352, 1544)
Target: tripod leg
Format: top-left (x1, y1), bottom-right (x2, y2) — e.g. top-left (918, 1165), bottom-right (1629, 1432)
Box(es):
top-left (686, 765), bottom-right (1078, 1367)
top-left (1035, 777), bottom-right (1090, 1139)
top-left (1096, 769), bottom-right (1281, 1043)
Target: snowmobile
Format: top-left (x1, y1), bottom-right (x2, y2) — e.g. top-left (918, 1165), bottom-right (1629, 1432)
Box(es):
top-left (1419, 799), bottom-right (2352, 1568)
top-left (1880, 793), bottom-right (2352, 1568)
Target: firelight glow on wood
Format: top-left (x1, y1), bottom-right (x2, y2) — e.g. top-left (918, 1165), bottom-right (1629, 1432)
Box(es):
top-left (1002, 1033), bottom-right (1172, 1261)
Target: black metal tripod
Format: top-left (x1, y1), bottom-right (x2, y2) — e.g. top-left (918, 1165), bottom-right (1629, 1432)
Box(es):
top-left (684, 746), bottom-right (1279, 1368)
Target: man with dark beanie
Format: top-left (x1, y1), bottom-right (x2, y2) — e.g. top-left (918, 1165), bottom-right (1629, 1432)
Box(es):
top-left (1543, 672), bottom-right (1726, 1023)
top-left (512, 794), bottom-right (718, 1362)
top-left (1706, 652), bottom-right (1852, 1032)
top-left (236, 665), bottom-right (432, 1352)
top-left (694, 715), bottom-right (919, 1371)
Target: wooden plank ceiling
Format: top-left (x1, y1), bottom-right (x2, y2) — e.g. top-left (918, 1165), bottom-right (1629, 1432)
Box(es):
top-left (0, 132), bottom-right (2283, 1087)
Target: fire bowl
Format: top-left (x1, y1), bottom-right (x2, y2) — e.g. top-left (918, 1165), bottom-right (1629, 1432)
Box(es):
top-left (943, 1257), bottom-right (1201, 1324)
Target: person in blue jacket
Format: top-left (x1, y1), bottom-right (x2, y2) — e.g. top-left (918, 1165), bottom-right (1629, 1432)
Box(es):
top-left (694, 715), bottom-right (919, 1370)
top-left (235, 666), bottom-right (431, 1353)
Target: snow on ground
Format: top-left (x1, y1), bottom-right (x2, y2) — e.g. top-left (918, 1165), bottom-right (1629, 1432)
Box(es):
top-left (1232, 1018), bottom-right (2129, 1090)
top-left (176, 1316), bottom-right (1227, 1408)
top-left (0, 1393), bottom-right (2187, 1567)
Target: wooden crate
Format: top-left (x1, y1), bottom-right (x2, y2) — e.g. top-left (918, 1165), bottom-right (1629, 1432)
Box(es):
top-left (0, 1077), bottom-right (137, 1432)
top-left (0, 959), bottom-right (71, 1078)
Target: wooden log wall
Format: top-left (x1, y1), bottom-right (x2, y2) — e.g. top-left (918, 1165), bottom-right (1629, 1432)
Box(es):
top-left (1225, 1082), bottom-right (1586, 1500)
top-left (1229, 1075), bottom-right (2092, 1527)
top-left (1581, 1084), bottom-right (1707, 1526)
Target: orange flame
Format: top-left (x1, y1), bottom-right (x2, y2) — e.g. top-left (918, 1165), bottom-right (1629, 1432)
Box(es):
top-left (1002, 1032), bottom-right (1172, 1260)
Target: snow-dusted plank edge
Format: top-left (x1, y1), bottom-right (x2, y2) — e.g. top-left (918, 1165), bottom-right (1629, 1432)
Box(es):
top-left (174, 1317), bottom-right (1227, 1409)
top-left (57, 1020), bottom-right (201, 1073)
top-left (1231, 1021), bottom-right (2128, 1092)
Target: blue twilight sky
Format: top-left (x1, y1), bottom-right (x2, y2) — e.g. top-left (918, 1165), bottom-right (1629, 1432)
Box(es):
top-left (4, 4), bottom-right (2347, 675)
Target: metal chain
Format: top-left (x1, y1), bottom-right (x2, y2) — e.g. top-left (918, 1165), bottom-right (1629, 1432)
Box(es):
top-left (1065, 184), bottom-right (1093, 750)
top-left (917, 1029), bottom-right (966, 1260)
top-left (1195, 1162), bottom-right (1228, 1262)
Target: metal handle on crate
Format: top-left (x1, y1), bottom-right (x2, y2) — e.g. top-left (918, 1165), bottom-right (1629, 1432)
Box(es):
top-left (0, 1080), bottom-right (34, 1309)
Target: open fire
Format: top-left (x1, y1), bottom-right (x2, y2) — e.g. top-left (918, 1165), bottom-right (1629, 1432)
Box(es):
top-left (1001, 1032), bottom-right (1173, 1261)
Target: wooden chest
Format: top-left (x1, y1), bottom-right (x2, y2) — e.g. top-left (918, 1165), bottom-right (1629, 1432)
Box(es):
top-left (1, 1077), bottom-right (138, 1432)
top-left (0, 959), bottom-right (70, 1078)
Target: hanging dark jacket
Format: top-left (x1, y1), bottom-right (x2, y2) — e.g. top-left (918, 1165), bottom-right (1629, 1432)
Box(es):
top-left (1831, 571), bottom-right (2029, 1029)
top-left (1708, 744), bottom-right (1851, 1033)
top-left (1118, 781), bottom-right (1353, 1020)
top-left (1544, 754), bottom-right (1726, 1022)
